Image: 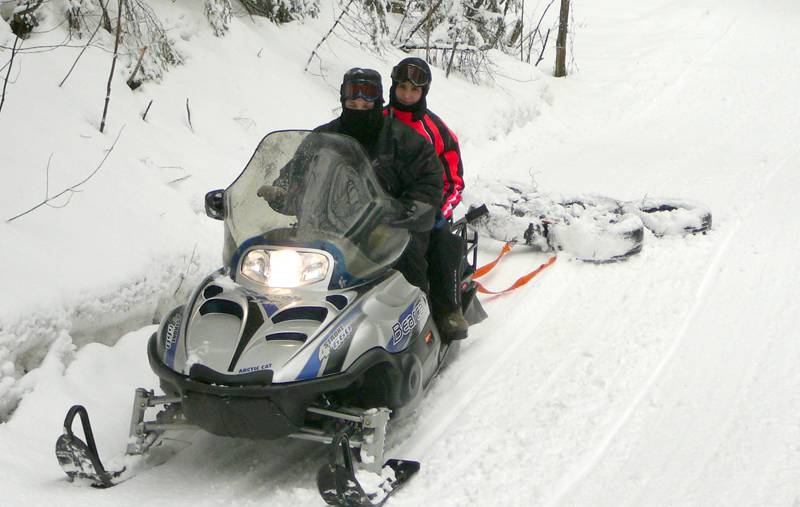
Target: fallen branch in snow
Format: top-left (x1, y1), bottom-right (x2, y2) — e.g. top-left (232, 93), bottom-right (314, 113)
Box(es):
top-left (100, 0), bottom-right (124, 133)
top-left (186, 98), bottom-right (194, 132)
top-left (6, 126), bottom-right (126, 223)
top-left (167, 175), bottom-right (191, 185)
top-left (0, 34), bottom-right (20, 115)
top-left (44, 152), bottom-right (54, 200)
top-left (142, 99), bottom-right (153, 120)
top-left (126, 45), bottom-right (149, 90)
top-left (303, 0), bottom-right (355, 73)
top-left (173, 244), bottom-right (198, 296)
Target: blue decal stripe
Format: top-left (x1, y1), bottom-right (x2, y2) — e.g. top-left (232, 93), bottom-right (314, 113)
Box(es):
top-left (296, 346), bottom-right (322, 380)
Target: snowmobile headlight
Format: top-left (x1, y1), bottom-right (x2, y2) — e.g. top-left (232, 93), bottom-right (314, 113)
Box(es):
top-left (241, 249), bottom-right (330, 288)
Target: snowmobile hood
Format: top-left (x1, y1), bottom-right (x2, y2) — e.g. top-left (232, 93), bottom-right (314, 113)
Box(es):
top-left (158, 270), bottom-right (430, 384)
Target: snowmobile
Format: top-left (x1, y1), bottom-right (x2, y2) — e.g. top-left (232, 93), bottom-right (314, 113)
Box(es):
top-left (55, 130), bottom-right (488, 506)
top-left (463, 180), bottom-right (712, 263)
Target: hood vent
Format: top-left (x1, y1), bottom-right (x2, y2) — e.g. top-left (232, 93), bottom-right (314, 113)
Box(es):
top-left (198, 299), bottom-right (244, 319)
top-left (326, 295), bottom-right (348, 310)
top-left (264, 332), bottom-right (307, 343)
top-left (271, 306), bottom-right (327, 324)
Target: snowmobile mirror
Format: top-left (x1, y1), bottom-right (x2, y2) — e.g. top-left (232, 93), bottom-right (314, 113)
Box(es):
top-left (204, 190), bottom-right (224, 220)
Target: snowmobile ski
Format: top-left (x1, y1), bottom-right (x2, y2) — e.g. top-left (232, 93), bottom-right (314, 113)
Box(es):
top-left (317, 433), bottom-right (420, 506)
top-left (55, 405), bottom-right (122, 488)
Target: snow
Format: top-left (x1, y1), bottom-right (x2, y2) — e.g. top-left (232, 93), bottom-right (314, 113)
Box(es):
top-left (2, 0), bottom-right (800, 505)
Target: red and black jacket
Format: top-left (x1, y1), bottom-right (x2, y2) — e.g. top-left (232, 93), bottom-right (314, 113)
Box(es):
top-left (385, 107), bottom-right (464, 219)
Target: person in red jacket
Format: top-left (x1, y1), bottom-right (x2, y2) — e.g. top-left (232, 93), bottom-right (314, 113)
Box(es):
top-left (386, 57), bottom-right (469, 340)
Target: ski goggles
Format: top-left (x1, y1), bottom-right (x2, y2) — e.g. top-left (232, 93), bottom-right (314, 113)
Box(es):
top-left (391, 63), bottom-right (430, 87)
top-left (341, 80), bottom-right (382, 102)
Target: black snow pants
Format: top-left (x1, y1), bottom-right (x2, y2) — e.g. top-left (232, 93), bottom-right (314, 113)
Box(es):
top-left (426, 221), bottom-right (465, 316)
top-left (394, 231), bottom-right (433, 293)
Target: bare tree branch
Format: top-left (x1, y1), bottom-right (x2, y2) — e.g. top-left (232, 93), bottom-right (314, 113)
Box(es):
top-left (303, 0), bottom-right (355, 73)
top-left (0, 34), bottom-right (20, 115)
top-left (172, 244), bottom-right (198, 296)
top-left (100, 0), bottom-right (124, 133)
top-left (6, 126), bottom-right (126, 223)
top-left (142, 99), bottom-right (153, 121)
top-left (535, 28), bottom-right (551, 67)
top-left (45, 151), bottom-right (54, 199)
top-left (401, 0), bottom-right (443, 48)
top-left (186, 98), bottom-right (194, 132)
top-left (391, 0), bottom-right (413, 44)
top-left (59, 1), bottom-right (107, 88)
top-left (126, 45), bottom-right (148, 89)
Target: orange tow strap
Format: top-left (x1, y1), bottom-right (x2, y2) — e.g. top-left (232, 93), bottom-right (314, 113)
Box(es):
top-left (473, 255), bottom-right (557, 295)
top-left (471, 241), bottom-right (557, 295)
top-left (472, 241), bottom-right (515, 278)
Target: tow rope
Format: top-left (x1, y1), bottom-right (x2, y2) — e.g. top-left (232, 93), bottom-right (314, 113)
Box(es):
top-left (471, 241), bottom-right (557, 295)
top-left (472, 241), bottom-right (515, 278)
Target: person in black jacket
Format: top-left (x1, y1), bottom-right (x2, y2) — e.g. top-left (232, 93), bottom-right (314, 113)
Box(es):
top-left (313, 68), bottom-right (444, 292)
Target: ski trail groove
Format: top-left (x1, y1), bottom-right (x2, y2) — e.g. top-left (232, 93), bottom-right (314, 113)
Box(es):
top-left (397, 262), bottom-right (574, 462)
top-left (542, 143), bottom-right (797, 507)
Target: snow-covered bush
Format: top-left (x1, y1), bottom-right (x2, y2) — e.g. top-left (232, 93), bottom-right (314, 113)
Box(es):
top-left (6, 0), bottom-right (45, 38)
top-left (240, 0), bottom-right (319, 24)
top-left (119, 0), bottom-right (183, 82)
top-left (392, 0), bottom-right (557, 82)
top-left (205, 0), bottom-right (232, 37)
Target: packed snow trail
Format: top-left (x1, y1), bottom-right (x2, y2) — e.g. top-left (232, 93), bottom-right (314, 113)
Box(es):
top-left (548, 148), bottom-right (800, 507)
top-left (394, 0), bottom-right (800, 505)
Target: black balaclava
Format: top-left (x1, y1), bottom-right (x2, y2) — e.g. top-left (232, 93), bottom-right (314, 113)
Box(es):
top-left (389, 57), bottom-right (432, 119)
top-left (339, 68), bottom-right (385, 151)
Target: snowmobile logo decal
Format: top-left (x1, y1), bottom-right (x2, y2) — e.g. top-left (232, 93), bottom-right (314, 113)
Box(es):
top-left (388, 298), bottom-right (426, 352)
top-left (295, 314), bottom-right (359, 381)
top-left (164, 310), bottom-right (183, 368)
top-left (238, 363), bottom-right (272, 374)
top-left (318, 324), bottom-right (353, 361)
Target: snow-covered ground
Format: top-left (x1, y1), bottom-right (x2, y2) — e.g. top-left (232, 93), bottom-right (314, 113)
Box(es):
top-left (2, 0), bottom-right (799, 505)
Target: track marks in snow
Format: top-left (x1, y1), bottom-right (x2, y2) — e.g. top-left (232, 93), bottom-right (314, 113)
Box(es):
top-left (544, 229), bottom-right (732, 506)
top-left (398, 269), bottom-right (573, 457)
top-left (551, 146), bottom-right (800, 507)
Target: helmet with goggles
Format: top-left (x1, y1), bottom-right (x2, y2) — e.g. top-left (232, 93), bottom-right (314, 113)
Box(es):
top-left (340, 67), bottom-right (384, 103)
top-left (390, 59), bottom-right (431, 88)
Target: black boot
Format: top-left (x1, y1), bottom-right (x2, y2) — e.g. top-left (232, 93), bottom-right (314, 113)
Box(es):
top-left (437, 307), bottom-right (469, 341)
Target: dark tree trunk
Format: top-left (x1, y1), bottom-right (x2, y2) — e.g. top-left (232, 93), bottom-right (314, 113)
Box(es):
top-left (554, 0), bottom-right (569, 77)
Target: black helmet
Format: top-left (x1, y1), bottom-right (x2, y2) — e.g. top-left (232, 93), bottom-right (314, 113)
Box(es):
top-left (340, 68), bottom-right (384, 104)
top-left (390, 57), bottom-right (432, 94)
top-left (388, 57), bottom-right (432, 116)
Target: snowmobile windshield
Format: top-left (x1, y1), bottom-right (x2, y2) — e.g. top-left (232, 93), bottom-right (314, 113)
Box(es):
top-left (223, 130), bottom-right (410, 289)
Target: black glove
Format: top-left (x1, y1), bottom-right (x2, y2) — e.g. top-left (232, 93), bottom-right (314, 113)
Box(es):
top-left (387, 199), bottom-right (436, 232)
top-left (257, 185), bottom-right (288, 209)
